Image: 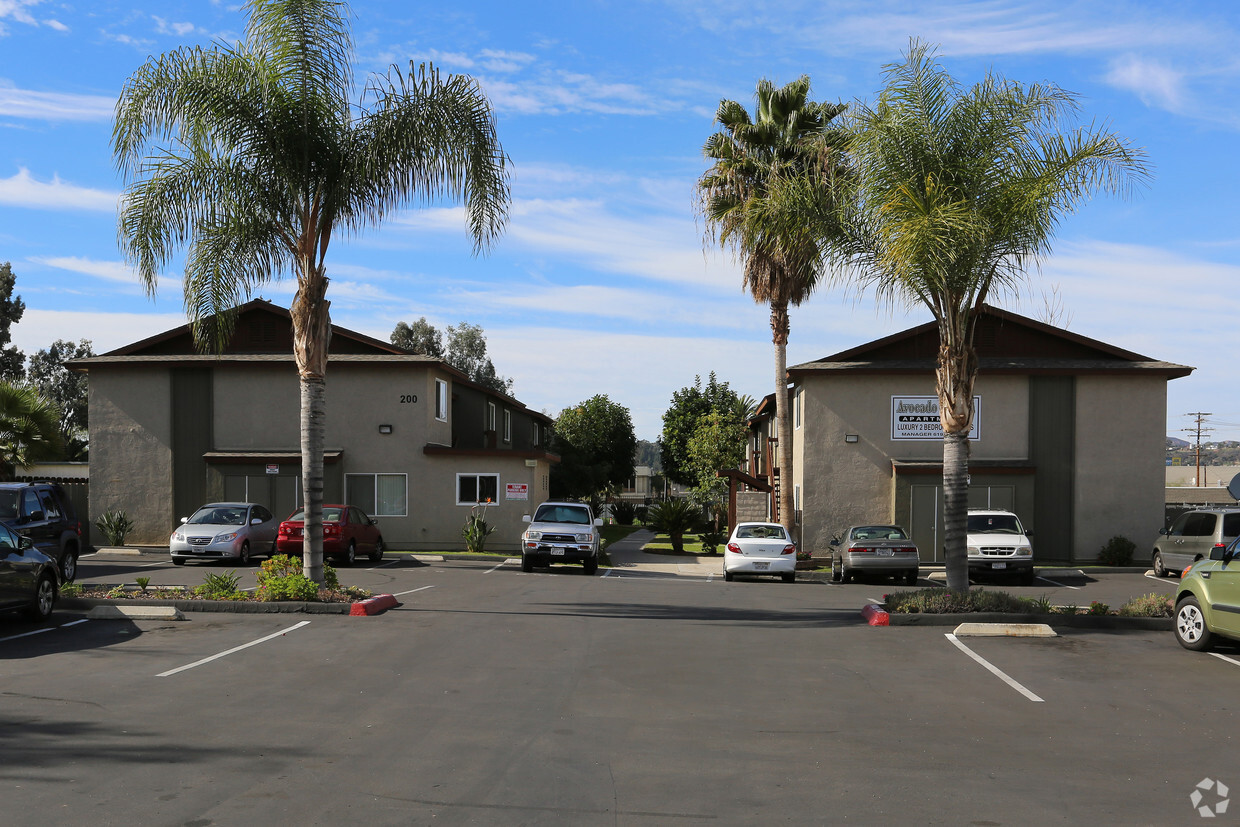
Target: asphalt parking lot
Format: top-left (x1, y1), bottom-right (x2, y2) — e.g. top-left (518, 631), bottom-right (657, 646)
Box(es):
top-left (2, 552), bottom-right (1237, 825)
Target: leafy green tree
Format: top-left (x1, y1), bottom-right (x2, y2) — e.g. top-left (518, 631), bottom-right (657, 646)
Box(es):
top-left (660, 372), bottom-right (742, 486)
top-left (0, 262), bottom-right (27, 382)
top-left (113, 0), bottom-right (509, 583)
top-left (699, 76), bottom-right (849, 533)
top-left (391, 317), bottom-right (443, 357)
top-left (685, 410), bottom-right (747, 530)
top-left (0, 382), bottom-right (60, 479)
top-left (551, 395), bottom-right (637, 500)
top-left (837, 41), bottom-right (1148, 591)
top-left (27, 339), bottom-right (93, 460)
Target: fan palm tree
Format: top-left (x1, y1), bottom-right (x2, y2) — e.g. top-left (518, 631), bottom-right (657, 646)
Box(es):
top-left (0, 383), bottom-right (61, 480)
top-left (114, 0), bottom-right (510, 583)
top-left (839, 41), bottom-right (1149, 591)
top-left (698, 76), bottom-right (848, 533)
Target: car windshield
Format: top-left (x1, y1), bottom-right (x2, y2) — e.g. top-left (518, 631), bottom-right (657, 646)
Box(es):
top-left (851, 526), bottom-right (908, 541)
top-left (0, 490), bottom-right (16, 521)
top-left (735, 525), bottom-right (788, 540)
top-left (533, 505), bottom-right (591, 525)
top-left (285, 508), bottom-right (342, 522)
top-left (188, 506), bottom-right (248, 526)
top-left (967, 514), bottom-right (1022, 534)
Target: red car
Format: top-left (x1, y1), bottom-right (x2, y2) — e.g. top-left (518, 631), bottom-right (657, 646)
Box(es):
top-left (276, 505), bottom-right (384, 566)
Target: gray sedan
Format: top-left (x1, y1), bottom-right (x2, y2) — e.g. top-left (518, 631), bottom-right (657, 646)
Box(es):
top-left (170, 502), bottom-right (278, 566)
top-left (831, 525), bottom-right (920, 585)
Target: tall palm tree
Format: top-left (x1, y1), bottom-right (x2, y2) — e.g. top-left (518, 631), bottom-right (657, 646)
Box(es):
top-left (839, 41), bottom-right (1149, 591)
top-left (0, 383), bottom-right (61, 480)
top-left (114, 0), bottom-right (510, 583)
top-left (698, 76), bottom-right (848, 534)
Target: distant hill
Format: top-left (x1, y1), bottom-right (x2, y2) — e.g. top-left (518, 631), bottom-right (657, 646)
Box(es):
top-left (1168, 439), bottom-right (1240, 465)
top-left (1167, 436), bottom-right (1190, 449)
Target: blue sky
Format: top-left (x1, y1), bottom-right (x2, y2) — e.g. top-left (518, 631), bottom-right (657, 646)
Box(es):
top-left (2, 0), bottom-right (1238, 442)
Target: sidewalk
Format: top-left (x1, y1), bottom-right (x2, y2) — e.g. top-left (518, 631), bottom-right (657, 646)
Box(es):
top-left (605, 529), bottom-right (721, 577)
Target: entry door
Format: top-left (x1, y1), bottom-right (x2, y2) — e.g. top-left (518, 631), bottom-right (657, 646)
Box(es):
top-left (223, 474), bottom-right (302, 519)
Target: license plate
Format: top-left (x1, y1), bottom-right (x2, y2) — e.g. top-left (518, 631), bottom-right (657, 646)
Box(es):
top-left (992, 562), bottom-right (1007, 570)
top-left (551, 548), bottom-right (565, 556)
top-left (753, 561), bottom-right (769, 570)
top-left (877, 549), bottom-right (894, 557)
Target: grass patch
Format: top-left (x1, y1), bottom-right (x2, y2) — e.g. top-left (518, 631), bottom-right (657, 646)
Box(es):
top-left (643, 533), bottom-right (714, 556)
top-left (600, 524), bottom-right (642, 549)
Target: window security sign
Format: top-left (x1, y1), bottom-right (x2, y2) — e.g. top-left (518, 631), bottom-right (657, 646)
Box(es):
top-left (891, 395), bottom-right (981, 441)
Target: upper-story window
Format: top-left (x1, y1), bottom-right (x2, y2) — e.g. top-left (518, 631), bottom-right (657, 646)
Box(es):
top-left (503, 409), bottom-right (512, 443)
top-left (487, 401), bottom-right (497, 432)
top-left (532, 422), bottom-right (540, 446)
top-left (435, 379), bottom-right (448, 421)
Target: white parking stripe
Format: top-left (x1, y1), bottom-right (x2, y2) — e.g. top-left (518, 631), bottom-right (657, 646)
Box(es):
top-left (1210, 652), bottom-right (1240, 668)
top-left (0, 617), bottom-right (90, 644)
top-left (156, 620), bottom-right (311, 677)
top-left (1036, 576), bottom-right (1080, 590)
top-left (945, 633), bottom-right (1045, 703)
top-left (392, 585), bottom-right (436, 597)
top-left (484, 560), bottom-right (516, 574)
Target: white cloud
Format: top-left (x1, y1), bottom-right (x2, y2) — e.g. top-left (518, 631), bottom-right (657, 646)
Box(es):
top-left (0, 80), bottom-right (115, 121)
top-left (152, 16), bottom-right (199, 37)
top-left (30, 256), bottom-right (137, 284)
top-left (0, 168), bottom-right (118, 211)
top-left (11, 308), bottom-right (188, 356)
top-left (1103, 55), bottom-right (1187, 112)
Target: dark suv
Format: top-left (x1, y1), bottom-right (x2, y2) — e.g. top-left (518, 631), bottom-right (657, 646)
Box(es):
top-left (0, 482), bottom-right (83, 582)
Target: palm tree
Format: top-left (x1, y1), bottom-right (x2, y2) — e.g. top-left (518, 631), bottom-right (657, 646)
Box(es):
top-left (114, 0), bottom-right (510, 583)
top-left (698, 76), bottom-right (848, 534)
top-left (0, 383), bottom-right (61, 480)
top-left (839, 41), bottom-right (1149, 591)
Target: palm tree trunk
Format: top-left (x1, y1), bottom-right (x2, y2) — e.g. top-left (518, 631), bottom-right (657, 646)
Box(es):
top-left (937, 324), bottom-right (978, 592)
top-left (772, 301), bottom-right (795, 535)
top-left (291, 264), bottom-right (332, 585)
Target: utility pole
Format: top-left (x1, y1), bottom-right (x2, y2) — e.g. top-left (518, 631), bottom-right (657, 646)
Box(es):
top-left (1183, 412), bottom-right (1213, 487)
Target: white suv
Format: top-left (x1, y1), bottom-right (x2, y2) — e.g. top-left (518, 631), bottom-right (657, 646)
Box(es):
top-left (520, 501), bottom-right (602, 575)
top-left (967, 509), bottom-right (1034, 585)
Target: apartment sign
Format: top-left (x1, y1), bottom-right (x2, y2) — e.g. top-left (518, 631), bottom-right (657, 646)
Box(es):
top-left (891, 395), bottom-right (981, 441)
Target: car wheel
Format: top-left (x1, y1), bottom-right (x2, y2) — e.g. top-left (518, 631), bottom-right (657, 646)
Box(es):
top-left (26, 574), bottom-right (56, 621)
top-left (60, 548), bottom-right (78, 583)
top-left (369, 537), bottom-right (384, 563)
top-left (521, 555), bottom-right (534, 573)
top-left (840, 566), bottom-right (852, 584)
top-left (172, 557), bottom-right (185, 566)
top-left (583, 556), bottom-right (598, 575)
top-left (723, 570), bottom-right (734, 582)
top-left (1153, 551), bottom-right (1167, 577)
top-left (1175, 595), bottom-right (1214, 651)
top-left (904, 570), bottom-right (918, 586)
top-left (271, 537), bottom-right (280, 557)
top-left (238, 541), bottom-right (251, 566)
top-left (342, 541), bottom-right (356, 567)
top-left (781, 572), bottom-right (795, 583)
top-left (831, 557), bottom-right (842, 583)
top-left (1018, 568), bottom-right (1035, 586)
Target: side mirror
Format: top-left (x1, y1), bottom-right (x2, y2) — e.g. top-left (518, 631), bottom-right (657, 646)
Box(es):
top-left (1025, 530), bottom-right (1034, 537)
top-left (251, 518), bottom-right (263, 525)
top-left (180, 516), bottom-right (189, 524)
top-left (369, 518), bottom-right (377, 526)
top-left (594, 518), bottom-right (603, 527)
top-left (522, 515), bottom-right (532, 523)
top-left (19, 536), bottom-right (33, 550)
top-left (829, 538), bottom-right (840, 546)
top-left (1159, 528), bottom-right (1169, 536)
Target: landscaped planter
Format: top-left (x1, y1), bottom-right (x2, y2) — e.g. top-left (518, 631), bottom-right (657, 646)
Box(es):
top-left (58, 594), bottom-right (399, 615)
top-left (864, 605), bottom-right (1172, 630)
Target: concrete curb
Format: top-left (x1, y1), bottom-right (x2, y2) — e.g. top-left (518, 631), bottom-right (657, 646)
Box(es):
top-left (86, 605), bottom-right (186, 620)
top-left (61, 597), bottom-right (353, 614)
top-left (875, 610), bottom-right (1173, 630)
top-left (349, 594), bottom-right (399, 616)
top-left (953, 622), bottom-right (1057, 637)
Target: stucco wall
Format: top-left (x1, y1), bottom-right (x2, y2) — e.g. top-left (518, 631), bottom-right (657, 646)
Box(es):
top-left (89, 367), bottom-right (174, 544)
top-left (1073, 375), bottom-right (1166, 561)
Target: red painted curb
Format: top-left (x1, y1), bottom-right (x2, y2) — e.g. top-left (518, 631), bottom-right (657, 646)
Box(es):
top-left (350, 593), bottom-right (399, 616)
top-left (860, 604), bottom-right (890, 627)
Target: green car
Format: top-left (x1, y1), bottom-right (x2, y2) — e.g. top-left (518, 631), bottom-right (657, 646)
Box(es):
top-left (1174, 540), bottom-right (1240, 651)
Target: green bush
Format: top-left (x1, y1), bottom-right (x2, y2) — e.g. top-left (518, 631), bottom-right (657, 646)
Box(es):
top-left (1117, 592), bottom-right (1174, 617)
top-left (193, 570), bottom-right (242, 600)
top-left (647, 499), bottom-right (699, 554)
top-left (885, 588), bottom-right (1038, 614)
top-left (256, 554), bottom-right (336, 601)
top-left (461, 503), bottom-right (496, 553)
top-left (1086, 600), bottom-right (1110, 615)
top-left (698, 529), bottom-right (727, 554)
top-left (96, 510), bottom-right (134, 546)
top-left (611, 501), bottom-right (637, 525)
top-left (1097, 535), bottom-right (1137, 566)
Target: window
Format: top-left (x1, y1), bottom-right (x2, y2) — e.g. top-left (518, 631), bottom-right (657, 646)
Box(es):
top-left (345, 473), bottom-right (408, 517)
top-left (532, 422), bottom-right (540, 446)
top-left (458, 473), bottom-right (499, 505)
top-left (486, 401), bottom-right (497, 432)
top-left (794, 484), bottom-right (802, 525)
top-left (435, 379), bottom-right (448, 421)
top-left (794, 389), bottom-right (802, 429)
top-left (503, 410), bottom-right (512, 443)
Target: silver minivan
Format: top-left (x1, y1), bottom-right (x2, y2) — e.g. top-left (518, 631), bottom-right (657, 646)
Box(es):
top-left (1152, 508), bottom-right (1240, 577)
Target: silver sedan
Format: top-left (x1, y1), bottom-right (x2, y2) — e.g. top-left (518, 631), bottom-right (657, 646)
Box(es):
top-left (831, 525), bottom-right (920, 585)
top-left (170, 502), bottom-right (278, 566)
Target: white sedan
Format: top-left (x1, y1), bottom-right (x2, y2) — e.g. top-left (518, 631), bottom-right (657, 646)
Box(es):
top-left (723, 522), bottom-right (797, 582)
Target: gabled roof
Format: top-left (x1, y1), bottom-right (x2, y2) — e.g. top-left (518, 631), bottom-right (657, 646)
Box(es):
top-left (789, 304), bottom-right (1193, 379)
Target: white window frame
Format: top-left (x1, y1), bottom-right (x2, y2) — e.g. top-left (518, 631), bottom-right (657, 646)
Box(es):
top-left (503, 410), bottom-right (512, 443)
top-left (532, 422), bottom-right (540, 446)
top-left (487, 401), bottom-right (497, 432)
top-left (794, 483), bottom-right (802, 525)
top-left (457, 472), bottom-right (500, 505)
top-left (435, 379), bottom-right (448, 421)
top-left (794, 388), bottom-right (802, 429)
top-left (345, 472), bottom-right (408, 517)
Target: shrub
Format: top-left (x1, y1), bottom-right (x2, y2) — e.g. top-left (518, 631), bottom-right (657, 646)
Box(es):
top-left (96, 510), bottom-right (134, 546)
top-left (1087, 601), bottom-right (1110, 615)
top-left (1097, 535), bottom-right (1137, 567)
top-left (256, 554), bottom-right (337, 601)
top-left (611, 501), bottom-right (637, 525)
top-left (698, 529), bottom-right (726, 554)
top-left (647, 499), bottom-right (699, 554)
top-left (461, 502), bottom-right (496, 553)
top-left (193, 570), bottom-right (243, 600)
top-left (1118, 592), bottom-right (1174, 617)
top-left (635, 505), bottom-right (648, 525)
top-left (885, 588), bottom-right (1038, 614)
